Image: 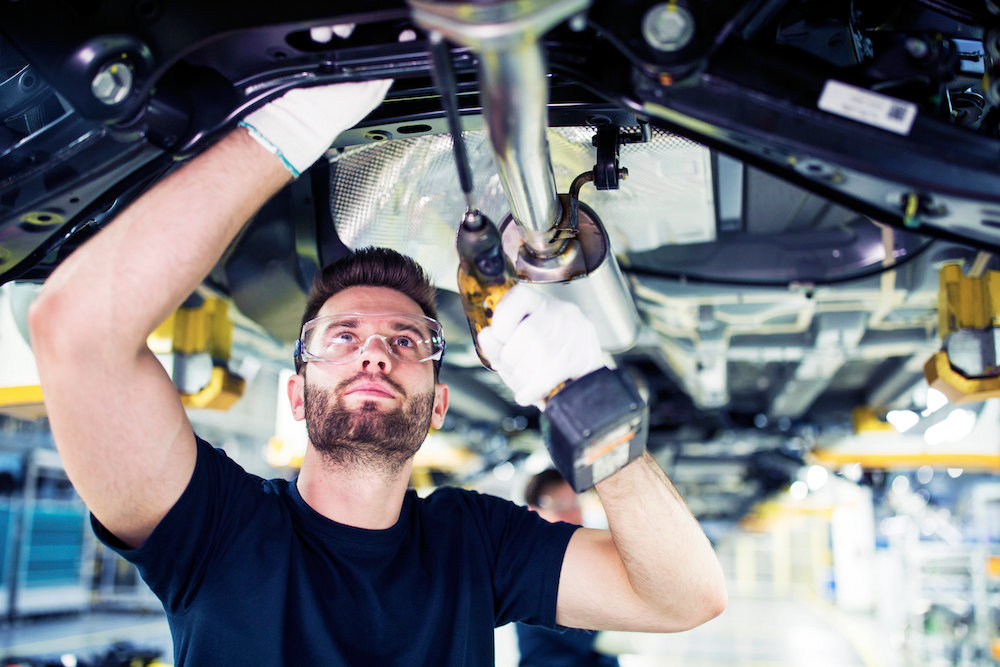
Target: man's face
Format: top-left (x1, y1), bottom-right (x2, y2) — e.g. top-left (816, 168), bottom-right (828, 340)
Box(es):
top-left (288, 286), bottom-right (449, 474)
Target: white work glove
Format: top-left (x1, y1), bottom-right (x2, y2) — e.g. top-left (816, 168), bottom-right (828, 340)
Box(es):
top-left (478, 284), bottom-right (606, 409)
top-left (239, 79), bottom-right (392, 177)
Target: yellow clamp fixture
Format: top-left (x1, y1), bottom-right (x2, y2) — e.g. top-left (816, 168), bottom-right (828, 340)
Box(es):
top-left (148, 297), bottom-right (245, 410)
top-left (923, 262), bottom-right (1000, 403)
top-left (850, 406), bottom-right (894, 434)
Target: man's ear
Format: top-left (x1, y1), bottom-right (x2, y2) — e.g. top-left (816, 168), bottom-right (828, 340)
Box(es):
top-left (430, 382), bottom-right (449, 429)
top-left (287, 372), bottom-right (306, 421)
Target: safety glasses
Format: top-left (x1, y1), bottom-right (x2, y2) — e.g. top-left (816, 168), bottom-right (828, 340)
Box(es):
top-left (295, 312), bottom-right (445, 367)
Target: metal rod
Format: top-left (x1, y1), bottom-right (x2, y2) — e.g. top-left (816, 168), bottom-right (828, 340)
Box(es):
top-left (409, 0), bottom-right (588, 257)
top-left (429, 32), bottom-right (476, 212)
top-left (478, 38), bottom-right (562, 255)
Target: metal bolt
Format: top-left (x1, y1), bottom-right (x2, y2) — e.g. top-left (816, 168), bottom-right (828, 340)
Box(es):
top-left (642, 3), bottom-right (695, 53)
top-left (905, 37), bottom-right (929, 60)
top-left (795, 158), bottom-right (835, 180)
top-left (91, 60), bottom-right (133, 105)
top-left (17, 70), bottom-right (36, 92)
top-left (19, 211), bottom-right (65, 229)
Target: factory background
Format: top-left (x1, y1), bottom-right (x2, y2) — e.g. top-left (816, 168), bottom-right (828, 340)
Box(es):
top-left (2, 280), bottom-right (1000, 666)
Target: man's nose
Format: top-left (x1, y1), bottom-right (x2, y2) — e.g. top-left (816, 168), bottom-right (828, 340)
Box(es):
top-left (358, 334), bottom-right (394, 372)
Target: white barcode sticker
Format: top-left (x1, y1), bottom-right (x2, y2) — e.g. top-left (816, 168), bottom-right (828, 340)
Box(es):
top-left (817, 80), bottom-right (917, 136)
top-left (589, 442), bottom-right (631, 485)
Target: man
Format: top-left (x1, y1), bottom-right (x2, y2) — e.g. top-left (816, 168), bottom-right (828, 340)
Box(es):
top-left (28, 79), bottom-right (726, 665)
top-left (517, 469), bottom-right (620, 667)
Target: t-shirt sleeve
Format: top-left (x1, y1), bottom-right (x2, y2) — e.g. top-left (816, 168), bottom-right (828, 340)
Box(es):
top-left (91, 435), bottom-right (263, 614)
top-left (465, 490), bottom-right (578, 628)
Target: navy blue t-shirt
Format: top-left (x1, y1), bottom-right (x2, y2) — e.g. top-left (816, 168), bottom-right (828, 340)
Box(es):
top-left (93, 437), bottom-right (578, 666)
top-left (516, 624), bottom-right (619, 667)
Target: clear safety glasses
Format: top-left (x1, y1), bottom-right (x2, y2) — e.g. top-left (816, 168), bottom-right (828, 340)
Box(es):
top-left (295, 312), bottom-right (446, 367)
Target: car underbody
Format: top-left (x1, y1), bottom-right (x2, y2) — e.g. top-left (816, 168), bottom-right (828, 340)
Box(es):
top-left (3, 0), bottom-right (1000, 517)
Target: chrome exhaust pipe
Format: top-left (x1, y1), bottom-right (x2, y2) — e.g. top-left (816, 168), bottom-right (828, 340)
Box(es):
top-left (411, 0), bottom-right (640, 351)
top-left (410, 0), bottom-right (581, 256)
top-left (479, 37), bottom-right (562, 255)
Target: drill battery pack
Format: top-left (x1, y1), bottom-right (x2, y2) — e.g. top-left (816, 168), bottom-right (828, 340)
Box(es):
top-left (542, 367), bottom-right (649, 492)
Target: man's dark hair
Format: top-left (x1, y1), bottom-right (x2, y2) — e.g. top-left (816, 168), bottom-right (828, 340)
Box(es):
top-left (524, 468), bottom-right (566, 507)
top-left (297, 247), bottom-right (442, 380)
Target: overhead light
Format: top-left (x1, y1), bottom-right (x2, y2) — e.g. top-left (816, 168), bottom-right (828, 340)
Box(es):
top-left (789, 480), bottom-right (808, 500)
top-left (840, 462), bottom-right (863, 482)
top-left (947, 468), bottom-right (964, 478)
top-left (923, 408), bottom-right (977, 445)
top-left (524, 449), bottom-right (553, 474)
top-left (891, 474), bottom-right (910, 494)
top-left (916, 465), bottom-right (934, 485)
top-left (493, 461), bottom-right (515, 481)
top-left (886, 409), bottom-right (920, 432)
top-left (804, 465), bottom-right (828, 491)
top-left (922, 387), bottom-right (949, 416)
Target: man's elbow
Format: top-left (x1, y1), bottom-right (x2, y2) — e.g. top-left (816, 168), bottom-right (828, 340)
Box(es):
top-left (652, 581), bottom-right (728, 633)
top-left (28, 281), bottom-right (101, 354)
top-left (27, 287), bottom-right (100, 371)
top-left (27, 288), bottom-right (61, 355)
top-left (691, 583), bottom-right (728, 628)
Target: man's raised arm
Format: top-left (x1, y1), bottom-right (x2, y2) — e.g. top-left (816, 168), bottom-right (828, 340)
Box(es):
top-left (479, 285), bottom-right (728, 632)
top-left (27, 81), bottom-right (390, 548)
top-left (557, 454), bottom-right (727, 632)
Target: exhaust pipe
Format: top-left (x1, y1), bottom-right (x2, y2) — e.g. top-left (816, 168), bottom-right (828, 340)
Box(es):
top-left (411, 0), bottom-right (640, 351)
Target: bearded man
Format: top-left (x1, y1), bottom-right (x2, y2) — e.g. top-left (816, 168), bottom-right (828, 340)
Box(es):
top-left (28, 80), bottom-right (726, 666)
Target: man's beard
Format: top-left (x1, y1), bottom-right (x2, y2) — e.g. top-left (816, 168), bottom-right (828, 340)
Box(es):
top-left (303, 371), bottom-right (436, 476)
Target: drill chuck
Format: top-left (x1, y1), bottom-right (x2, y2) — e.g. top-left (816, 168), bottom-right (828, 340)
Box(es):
top-left (456, 209), bottom-right (517, 369)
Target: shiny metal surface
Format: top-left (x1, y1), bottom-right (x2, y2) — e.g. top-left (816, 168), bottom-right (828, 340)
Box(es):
top-left (499, 200), bottom-right (641, 353)
top-left (90, 60), bottom-right (132, 105)
top-left (642, 2), bottom-right (696, 52)
top-left (478, 39), bottom-right (562, 254)
top-left (408, 0), bottom-right (590, 54)
top-left (326, 128), bottom-right (649, 353)
top-left (326, 127), bottom-right (714, 288)
top-left (502, 194), bottom-right (587, 282)
top-left (410, 0), bottom-right (590, 256)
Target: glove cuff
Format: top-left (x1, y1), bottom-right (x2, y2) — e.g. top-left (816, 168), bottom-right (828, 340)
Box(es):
top-left (239, 120), bottom-right (302, 177)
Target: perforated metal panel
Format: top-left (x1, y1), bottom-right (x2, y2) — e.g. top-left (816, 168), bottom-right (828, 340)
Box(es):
top-left (328, 127), bottom-right (715, 291)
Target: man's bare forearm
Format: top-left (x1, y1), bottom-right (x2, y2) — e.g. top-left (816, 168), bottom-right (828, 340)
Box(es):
top-left (35, 129), bottom-right (291, 353)
top-left (594, 450), bottom-right (727, 629)
top-left (26, 130), bottom-right (293, 542)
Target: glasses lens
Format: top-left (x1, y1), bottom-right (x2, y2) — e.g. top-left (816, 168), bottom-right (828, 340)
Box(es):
top-left (301, 313), bottom-right (443, 364)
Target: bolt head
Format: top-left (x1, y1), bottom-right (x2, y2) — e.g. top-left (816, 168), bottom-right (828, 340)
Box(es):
top-left (642, 3), bottom-right (695, 52)
top-left (91, 60), bottom-right (133, 105)
top-left (905, 37), bottom-right (929, 60)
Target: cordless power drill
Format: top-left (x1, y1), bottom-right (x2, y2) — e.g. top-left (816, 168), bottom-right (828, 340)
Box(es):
top-left (455, 212), bottom-right (648, 492)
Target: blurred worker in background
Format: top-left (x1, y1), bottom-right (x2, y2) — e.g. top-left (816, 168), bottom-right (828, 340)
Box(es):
top-left (28, 78), bottom-right (726, 666)
top-left (517, 468), bottom-right (620, 667)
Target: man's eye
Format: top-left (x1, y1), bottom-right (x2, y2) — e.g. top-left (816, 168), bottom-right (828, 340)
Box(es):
top-left (392, 335), bottom-right (416, 348)
top-left (328, 331), bottom-right (358, 345)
